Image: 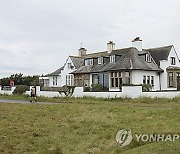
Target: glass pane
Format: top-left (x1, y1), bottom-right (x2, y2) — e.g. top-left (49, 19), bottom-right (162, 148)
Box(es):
top-left (115, 78), bottom-right (118, 87)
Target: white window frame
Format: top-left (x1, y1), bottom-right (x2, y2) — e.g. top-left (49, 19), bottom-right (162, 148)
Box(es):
top-left (66, 74), bottom-right (74, 86)
top-left (98, 57), bottom-right (103, 64)
top-left (110, 55), bottom-right (116, 63)
top-left (53, 76), bottom-right (57, 86)
top-left (171, 57), bottom-right (176, 65)
top-left (67, 63), bottom-right (72, 69)
top-left (85, 59), bottom-right (93, 66)
top-left (146, 54), bottom-right (152, 63)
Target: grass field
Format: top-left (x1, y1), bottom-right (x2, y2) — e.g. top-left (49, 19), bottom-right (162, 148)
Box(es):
top-left (0, 95), bottom-right (180, 153)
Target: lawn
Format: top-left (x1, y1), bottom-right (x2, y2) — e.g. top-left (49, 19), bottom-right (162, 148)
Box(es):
top-left (0, 96), bottom-right (180, 154)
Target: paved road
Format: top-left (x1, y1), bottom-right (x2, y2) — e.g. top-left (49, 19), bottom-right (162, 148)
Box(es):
top-left (0, 99), bottom-right (60, 105)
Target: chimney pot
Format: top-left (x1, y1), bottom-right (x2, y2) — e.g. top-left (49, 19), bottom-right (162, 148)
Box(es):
top-left (132, 37), bottom-right (142, 51)
top-left (79, 47), bottom-right (87, 57)
top-left (107, 41), bottom-right (115, 53)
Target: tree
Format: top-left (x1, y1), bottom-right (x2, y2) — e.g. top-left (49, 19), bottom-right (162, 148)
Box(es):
top-left (0, 73), bottom-right (41, 86)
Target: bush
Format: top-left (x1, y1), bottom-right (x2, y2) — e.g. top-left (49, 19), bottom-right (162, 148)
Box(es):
top-left (142, 84), bottom-right (152, 92)
top-left (13, 85), bottom-right (29, 95)
top-left (91, 83), bottom-right (104, 92)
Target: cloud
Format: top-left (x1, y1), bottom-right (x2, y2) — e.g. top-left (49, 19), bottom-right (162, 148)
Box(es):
top-left (0, 0), bottom-right (180, 78)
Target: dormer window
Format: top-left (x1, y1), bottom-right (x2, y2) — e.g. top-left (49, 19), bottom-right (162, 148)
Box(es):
top-left (110, 55), bottom-right (116, 63)
top-left (146, 54), bottom-right (152, 63)
top-left (98, 57), bottom-right (103, 64)
top-left (85, 59), bottom-right (93, 66)
top-left (171, 57), bottom-right (176, 65)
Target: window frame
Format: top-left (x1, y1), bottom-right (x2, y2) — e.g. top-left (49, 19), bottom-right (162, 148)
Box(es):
top-left (110, 55), bottom-right (116, 63)
top-left (168, 72), bottom-right (174, 87)
top-left (98, 57), bottom-right (103, 64)
top-left (171, 57), bottom-right (176, 65)
top-left (85, 59), bottom-right (94, 66)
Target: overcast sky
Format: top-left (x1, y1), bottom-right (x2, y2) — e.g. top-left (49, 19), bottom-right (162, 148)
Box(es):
top-left (0, 0), bottom-right (180, 78)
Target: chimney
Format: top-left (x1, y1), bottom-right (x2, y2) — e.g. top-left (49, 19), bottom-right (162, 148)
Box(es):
top-left (107, 41), bottom-right (115, 53)
top-left (79, 47), bottom-right (87, 57)
top-left (132, 37), bottom-right (142, 51)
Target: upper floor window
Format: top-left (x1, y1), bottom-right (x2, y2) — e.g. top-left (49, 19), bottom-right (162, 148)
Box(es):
top-left (171, 57), bottom-right (176, 65)
top-left (85, 59), bottom-right (93, 66)
top-left (145, 54), bottom-right (152, 63)
top-left (98, 57), bottom-right (103, 64)
top-left (67, 63), bottom-right (72, 69)
top-left (110, 55), bottom-right (116, 63)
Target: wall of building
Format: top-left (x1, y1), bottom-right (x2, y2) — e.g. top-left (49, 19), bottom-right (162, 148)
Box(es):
top-left (59, 57), bottom-right (75, 87)
top-left (48, 76), bottom-right (61, 87)
top-left (131, 70), bottom-right (160, 90)
top-left (160, 47), bottom-right (180, 90)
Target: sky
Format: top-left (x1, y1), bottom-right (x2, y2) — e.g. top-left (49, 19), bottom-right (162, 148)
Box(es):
top-left (0, 0), bottom-right (180, 78)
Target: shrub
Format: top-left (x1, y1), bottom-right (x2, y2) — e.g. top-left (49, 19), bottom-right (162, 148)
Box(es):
top-left (91, 83), bottom-right (104, 92)
top-left (13, 85), bottom-right (29, 95)
top-left (142, 84), bottom-right (152, 92)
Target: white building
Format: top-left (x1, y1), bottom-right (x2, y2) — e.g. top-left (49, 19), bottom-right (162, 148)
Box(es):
top-left (73, 38), bottom-right (180, 91)
top-left (40, 37), bottom-right (180, 91)
top-left (40, 54), bottom-right (84, 87)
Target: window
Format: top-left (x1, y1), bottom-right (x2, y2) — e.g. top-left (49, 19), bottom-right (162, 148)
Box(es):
top-left (147, 76), bottom-right (150, 84)
top-left (67, 63), bottom-right (72, 69)
top-left (143, 75), bottom-right (154, 86)
top-left (85, 59), bottom-right (93, 66)
top-left (171, 57), bottom-right (176, 65)
top-left (143, 76), bottom-right (146, 84)
top-left (98, 57), bottom-right (103, 64)
top-left (110, 72), bottom-right (122, 88)
top-left (53, 76), bottom-right (57, 86)
top-left (168, 72), bottom-right (174, 87)
top-left (92, 74), bottom-right (99, 84)
top-left (146, 54), bottom-right (152, 62)
top-left (151, 76), bottom-right (154, 86)
top-left (74, 74), bottom-right (83, 87)
top-left (110, 55), bottom-right (116, 63)
top-left (66, 75), bottom-right (74, 86)
top-left (125, 71), bottom-right (130, 84)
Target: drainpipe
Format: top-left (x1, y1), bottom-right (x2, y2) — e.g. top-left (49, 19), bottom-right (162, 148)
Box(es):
top-left (158, 72), bottom-right (161, 91)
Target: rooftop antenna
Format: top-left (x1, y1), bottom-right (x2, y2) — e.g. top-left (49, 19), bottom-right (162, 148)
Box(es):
top-left (80, 42), bottom-right (83, 48)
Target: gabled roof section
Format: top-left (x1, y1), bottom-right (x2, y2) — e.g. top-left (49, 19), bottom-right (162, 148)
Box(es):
top-left (145, 45), bottom-right (173, 66)
top-left (47, 66), bottom-right (64, 76)
top-left (69, 56), bottom-right (84, 69)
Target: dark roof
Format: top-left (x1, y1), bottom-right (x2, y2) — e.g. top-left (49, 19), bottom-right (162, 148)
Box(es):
top-left (73, 47), bottom-right (162, 74)
top-left (85, 51), bottom-right (108, 58)
top-left (47, 66), bottom-right (64, 76)
top-left (69, 56), bottom-right (84, 69)
top-left (145, 45), bottom-right (173, 66)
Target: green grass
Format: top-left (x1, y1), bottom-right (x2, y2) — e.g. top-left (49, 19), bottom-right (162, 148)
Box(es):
top-left (0, 95), bottom-right (179, 153)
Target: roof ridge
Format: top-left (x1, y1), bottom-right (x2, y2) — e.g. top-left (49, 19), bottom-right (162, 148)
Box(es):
top-left (144, 45), bottom-right (173, 50)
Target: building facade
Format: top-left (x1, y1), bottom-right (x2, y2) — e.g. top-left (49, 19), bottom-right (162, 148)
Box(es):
top-left (40, 37), bottom-right (180, 91)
